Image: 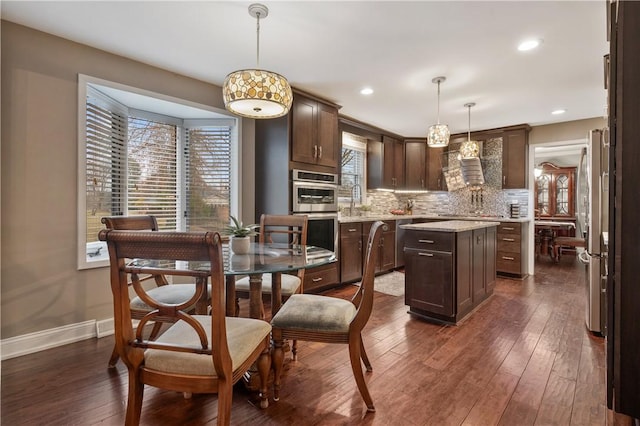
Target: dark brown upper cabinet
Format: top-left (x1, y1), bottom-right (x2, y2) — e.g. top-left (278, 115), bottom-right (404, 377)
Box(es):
top-left (367, 135), bottom-right (404, 190)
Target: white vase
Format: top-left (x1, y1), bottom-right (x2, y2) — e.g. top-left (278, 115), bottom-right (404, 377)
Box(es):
top-left (230, 254), bottom-right (251, 271)
top-left (230, 236), bottom-right (250, 255)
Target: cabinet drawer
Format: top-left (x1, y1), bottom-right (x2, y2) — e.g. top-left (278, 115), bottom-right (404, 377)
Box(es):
top-left (497, 222), bottom-right (521, 235)
top-left (304, 263), bottom-right (339, 292)
top-left (404, 231), bottom-right (454, 252)
top-left (497, 251), bottom-right (522, 274)
top-left (340, 222), bottom-right (362, 237)
top-left (497, 234), bottom-right (521, 252)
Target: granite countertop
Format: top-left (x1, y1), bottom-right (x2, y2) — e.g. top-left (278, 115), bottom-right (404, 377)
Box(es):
top-left (338, 213), bottom-right (530, 224)
top-left (400, 220), bottom-right (500, 232)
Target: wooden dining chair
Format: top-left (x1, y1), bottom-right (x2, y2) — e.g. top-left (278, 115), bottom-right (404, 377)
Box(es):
top-left (233, 214), bottom-right (308, 317)
top-left (99, 229), bottom-right (271, 426)
top-left (270, 220), bottom-right (385, 412)
top-left (102, 215), bottom-right (210, 368)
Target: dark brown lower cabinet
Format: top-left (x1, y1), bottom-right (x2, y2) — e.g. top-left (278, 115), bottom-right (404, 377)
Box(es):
top-left (303, 263), bottom-right (339, 293)
top-left (339, 222), bottom-right (363, 283)
top-left (363, 220), bottom-right (396, 274)
top-left (404, 225), bottom-right (497, 324)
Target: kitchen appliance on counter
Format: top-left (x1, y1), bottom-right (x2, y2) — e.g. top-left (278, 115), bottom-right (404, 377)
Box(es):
top-left (578, 128), bottom-right (609, 334)
top-left (291, 169), bottom-right (339, 254)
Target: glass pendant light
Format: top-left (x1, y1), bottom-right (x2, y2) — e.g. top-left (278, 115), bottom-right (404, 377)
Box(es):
top-left (460, 102), bottom-right (480, 158)
top-left (222, 4), bottom-right (293, 119)
top-left (427, 76), bottom-right (450, 148)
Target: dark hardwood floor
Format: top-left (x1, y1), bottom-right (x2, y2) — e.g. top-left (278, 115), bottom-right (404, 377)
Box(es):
top-left (2, 255), bottom-right (614, 425)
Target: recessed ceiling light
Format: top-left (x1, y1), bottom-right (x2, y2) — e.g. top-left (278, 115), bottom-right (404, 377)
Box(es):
top-left (360, 87), bottom-right (374, 95)
top-left (552, 109), bottom-right (566, 115)
top-left (518, 39), bottom-right (542, 51)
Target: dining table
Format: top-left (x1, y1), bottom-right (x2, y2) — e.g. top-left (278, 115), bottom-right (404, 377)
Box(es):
top-left (534, 220), bottom-right (576, 260)
top-left (126, 242), bottom-right (336, 320)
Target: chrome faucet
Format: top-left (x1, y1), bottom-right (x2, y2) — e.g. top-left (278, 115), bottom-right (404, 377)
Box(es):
top-left (349, 184), bottom-right (361, 216)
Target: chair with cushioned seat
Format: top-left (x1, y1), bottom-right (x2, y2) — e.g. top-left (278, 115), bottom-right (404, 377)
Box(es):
top-left (270, 220), bottom-right (385, 413)
top-left (102, 215), bottom-right (210, 368)
top-left (99, 229), bottom-right (271, 425)
top-left (233, 214), bottom-right (308, 317)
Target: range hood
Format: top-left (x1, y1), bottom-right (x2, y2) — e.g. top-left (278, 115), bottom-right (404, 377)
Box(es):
top-left (460, 157), bottom-right (485, 187)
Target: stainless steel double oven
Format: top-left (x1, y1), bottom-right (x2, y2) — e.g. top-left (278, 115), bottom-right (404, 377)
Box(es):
top-left (291, 169), bottom-right (339, 255)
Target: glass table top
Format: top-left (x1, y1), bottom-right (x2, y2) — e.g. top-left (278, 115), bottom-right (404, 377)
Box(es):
top-left (125, 243), bottom-right (336, 276)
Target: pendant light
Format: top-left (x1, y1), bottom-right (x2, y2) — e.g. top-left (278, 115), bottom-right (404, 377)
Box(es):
top-left (222, 3), bottom-right (293, 119)
top-left (460, 102), bottom-right (480, 158)
top-left (427, 76), bottom-right (450, 148)
top-left (459, 102), bottom-right (485, 187)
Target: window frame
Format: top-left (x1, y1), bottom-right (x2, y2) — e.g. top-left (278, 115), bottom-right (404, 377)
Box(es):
top-left (339, 132), bottom-right (367, 205)
top-left (77, 74), bottom-right (239, 270)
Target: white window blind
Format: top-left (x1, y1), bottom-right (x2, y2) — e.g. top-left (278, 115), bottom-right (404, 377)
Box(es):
top-left (85, 89), bottom-right (127, 250)
top-left (185, 126), bottom-right (232, 233)
top-left (127, 116), bottom-right (178, 230)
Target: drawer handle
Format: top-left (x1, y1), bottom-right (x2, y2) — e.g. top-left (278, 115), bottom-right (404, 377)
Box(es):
top-left (419, 252), bottom-right (434, 257)
top-left (502, 238), bottom-right (516, 242)
top-left (348, 228), bottom-right (358, 232)
top-left (312, 277), bottom-right (323, 282)
top-left (502, 227), bottom-right (515, 231)
top-left (501, 256), bottom-right (515, 261)
top-left (418, 239), bottom-right (435, 244)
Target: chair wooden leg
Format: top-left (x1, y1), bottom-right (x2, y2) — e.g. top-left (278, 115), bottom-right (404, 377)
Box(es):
top-left (359, 336), bottom-right (372, 372)
top-left (291, 339), bottom-right (298, 361)
top-left (216, 381), bottom-right (233, 426)
top-left (256, 346), bottom-right (270, 409)
top-left (271, 329), bottom-right (284, 402)
top-left (108, 344), bottom-right (120, 368)
top-left (348, 336), bottom-right (375, 412)
top-left (125, 369), bottom-right (144, 426)
top-left (148, 322), bottom-right (163, 340)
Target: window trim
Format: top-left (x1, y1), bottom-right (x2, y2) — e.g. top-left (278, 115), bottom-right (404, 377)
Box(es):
top-left (339, 133), bottom-right (368, 205)
top-left (77, 74), bottom-right (239, 270)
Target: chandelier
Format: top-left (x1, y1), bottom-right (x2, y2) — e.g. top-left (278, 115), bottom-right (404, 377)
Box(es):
top-left (427, 76), bottom-right (450, 148)
top-left (222, 3), bottom-right (293, 119)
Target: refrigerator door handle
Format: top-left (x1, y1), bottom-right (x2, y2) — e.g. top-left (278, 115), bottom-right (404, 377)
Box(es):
top-left (578, 251), bottom-right (591, 264)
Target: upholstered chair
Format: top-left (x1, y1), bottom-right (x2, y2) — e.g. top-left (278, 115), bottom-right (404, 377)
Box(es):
top-left (99, 229), bottom-right (271, 425)
top-left (270, 220), bottom-right (385, 412)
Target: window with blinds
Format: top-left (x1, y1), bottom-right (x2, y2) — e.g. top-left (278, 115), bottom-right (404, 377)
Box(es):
top-left (80, 81), bottom-right (236, 269)
top-left (339, 132), bottom-right (367, 204)
top-left (185, 126), bottom-right (231, 232)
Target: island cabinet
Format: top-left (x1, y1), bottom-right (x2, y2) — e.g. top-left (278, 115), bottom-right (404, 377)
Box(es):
top-left (290, 92), bottom-right (340, 172)
top-left (367, 136), bottom-right (404, 189)
top-left (403, 221), bottom-right (497, 324)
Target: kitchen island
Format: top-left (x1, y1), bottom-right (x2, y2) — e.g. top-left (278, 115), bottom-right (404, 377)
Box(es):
top-left (401, 220), bottom-right (498, 324)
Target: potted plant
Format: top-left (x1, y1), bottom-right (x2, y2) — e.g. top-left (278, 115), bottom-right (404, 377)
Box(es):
top-left (224, 215), bottom-right (259, 255)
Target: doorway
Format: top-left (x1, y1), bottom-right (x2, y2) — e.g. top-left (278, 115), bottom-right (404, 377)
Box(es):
top-left (529, 139), bottom-right (586, 273)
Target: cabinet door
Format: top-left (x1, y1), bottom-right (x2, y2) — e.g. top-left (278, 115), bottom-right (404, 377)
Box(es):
top-left (291, 96), bottom-right (318, 165)
top-left (426, 145), bottom-right (445, 190)
top-left (393, 140), bottom-right (405, 188)
top-left (456, 231), bottom-right (473, 317)
top-left (405, 140), bottom-right (426, 189)
top-left (382, 136), bottom-right (397, 188)
top-left (380, 229), bottom-right (396, 272)
top-left (316, 102), bottom-right (339, 168)
top-left (404, 248), bottom-right (454, 316)
top-left (485, 226), bottom-right (497, 293)
top-left (472, 229), bottom-right (487, 303)
top-left (340, 224), bottom-right (363, 283)
top-left (502, 129), bottom-right (527, 189)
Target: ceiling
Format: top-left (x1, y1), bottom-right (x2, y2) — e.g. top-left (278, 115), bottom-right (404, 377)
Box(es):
top-left (1, 1), bottom-right (609, 137)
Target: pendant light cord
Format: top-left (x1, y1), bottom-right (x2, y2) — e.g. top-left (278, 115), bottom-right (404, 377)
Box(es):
top-left (256, 12), bottom-right (261, 68)
top-left (436, 80), bottom-right (441, 124)
top-left (467, 105), bottom-right (471, 142)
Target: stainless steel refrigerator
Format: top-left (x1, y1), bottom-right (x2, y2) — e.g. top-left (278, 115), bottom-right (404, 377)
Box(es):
top-left (577, 128), bottom-right (609, 334)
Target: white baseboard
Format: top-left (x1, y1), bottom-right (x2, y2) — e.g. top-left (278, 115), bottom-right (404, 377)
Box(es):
top-left (1, 320), bottom-right (100, 361)
top-left (96, 318), bottom-right (115, 338)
